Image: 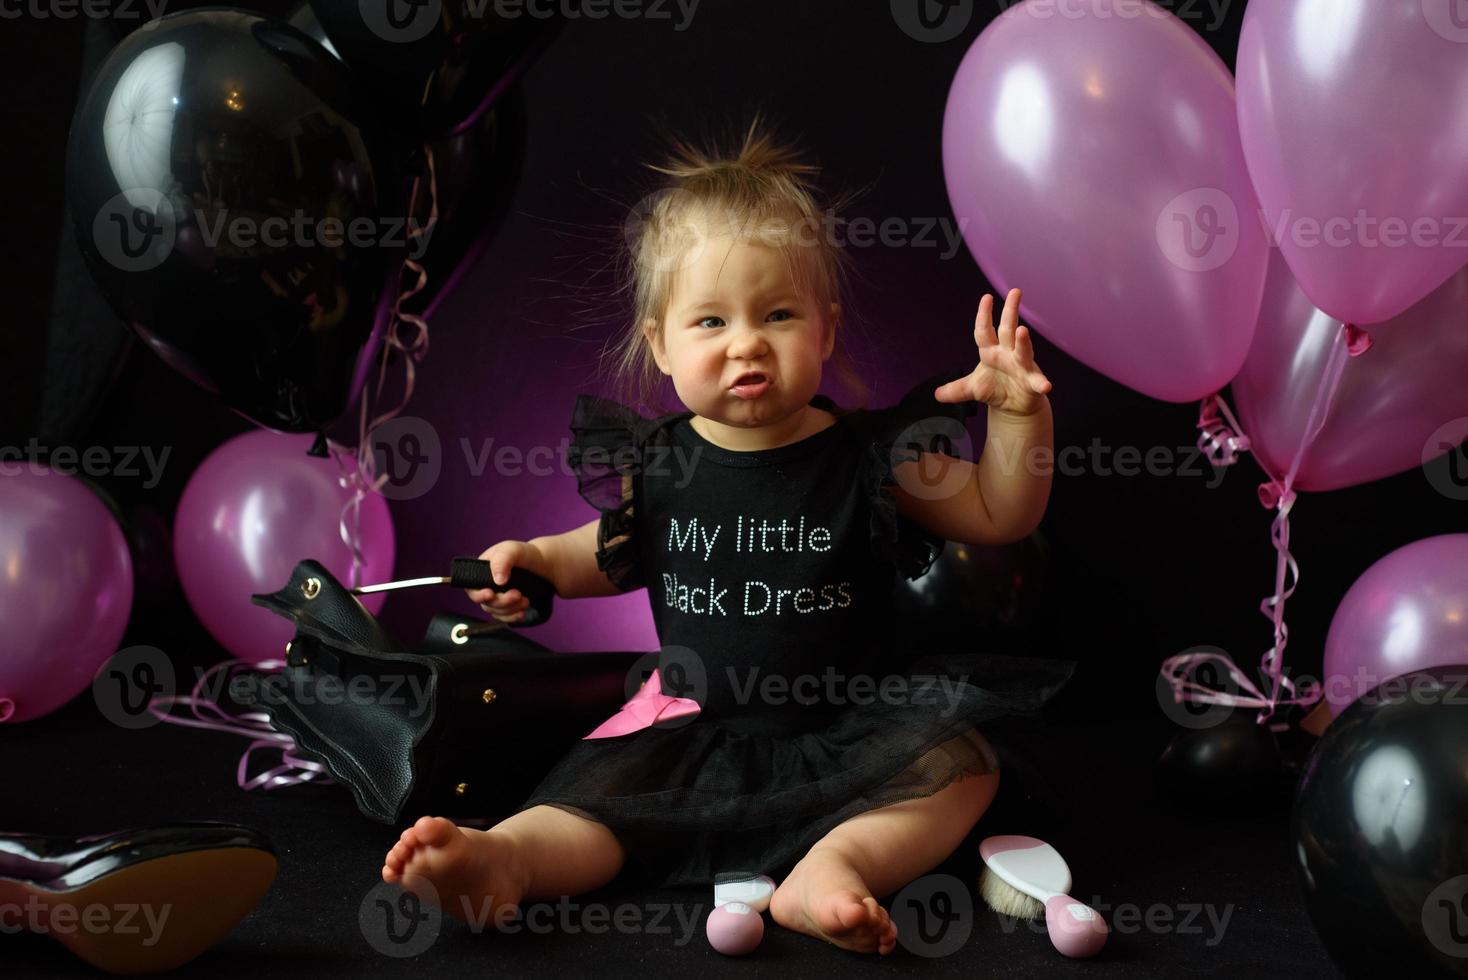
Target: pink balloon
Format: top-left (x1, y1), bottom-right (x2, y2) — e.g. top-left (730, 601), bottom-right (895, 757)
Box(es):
top-left (1237, 0), bottom-right (1468, 325)
top-left (942, 0), bottom-right (1269, 403)
top-left (0, 467), bottom-right (134, 724)
top-left (1322, 534), bottom-right (1468, 717)
top-left (174, 430), bottom-right (395, 664)
top-left (1231, 251), bottom-right (1468, 492)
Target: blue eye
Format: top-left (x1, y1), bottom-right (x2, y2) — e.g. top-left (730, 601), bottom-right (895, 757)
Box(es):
top-left (769, 309), bottom-right (795, 322)
top-left (697, 316), bottom-right (724, 329)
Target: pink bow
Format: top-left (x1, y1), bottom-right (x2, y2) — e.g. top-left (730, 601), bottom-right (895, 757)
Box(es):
top-left (582, 667), bottom-right (701, 740)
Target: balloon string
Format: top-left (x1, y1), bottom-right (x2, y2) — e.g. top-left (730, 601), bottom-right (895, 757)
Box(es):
top-left (1196, 392), bottom-right (1251, 466)
top-left (147, 658), bottom-right (334, 791)
top-left (327, 142), bottom-right (439, 588)
top-left (1164, 321), bottom-right (1368, 730)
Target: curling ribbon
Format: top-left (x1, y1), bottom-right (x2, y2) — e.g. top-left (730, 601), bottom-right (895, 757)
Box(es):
top-left (327, 143), bottom-right (440, 588)
top-left (148, 659), bottom-right (333, 791)
top-left (1163, 321), bottom-right (1372, 730)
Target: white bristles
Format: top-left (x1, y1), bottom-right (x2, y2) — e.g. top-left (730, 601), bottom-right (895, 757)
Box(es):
top-left (978, 866), bottom-right (1045, 919)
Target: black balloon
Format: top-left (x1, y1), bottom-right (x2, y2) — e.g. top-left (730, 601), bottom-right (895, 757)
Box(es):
top-left (1154, 712), bottom-right (1285, 811)
top-left (408, 82), bottom-right (527, 313)
top-left (306, 0), bottom-right (566, 138)
top-left (291, 1), bottom-right (528, 313)
top-left (1292, 665), bottom-right (1468, 978)
top-left (67, 10), bottom-right (407, 434)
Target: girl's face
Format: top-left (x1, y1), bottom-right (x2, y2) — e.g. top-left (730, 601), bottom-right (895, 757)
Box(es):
top-left (644, 233), bottom-right (837, 435)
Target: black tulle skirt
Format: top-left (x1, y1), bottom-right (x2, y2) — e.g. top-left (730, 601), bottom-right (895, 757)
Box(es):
top-left (515, 651), bottom-right (1076, 888)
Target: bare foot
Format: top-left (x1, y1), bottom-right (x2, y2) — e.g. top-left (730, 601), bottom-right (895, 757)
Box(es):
top-left (769, 847), bottom-right (898, 955)
top-left (381, 815), bottom-right (528, 928)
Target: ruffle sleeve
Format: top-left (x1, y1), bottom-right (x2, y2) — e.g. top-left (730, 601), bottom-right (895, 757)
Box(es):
top-left (854, 372), bottom-right (981, 580)
top-left (567, 395), bottom-right (649, 592)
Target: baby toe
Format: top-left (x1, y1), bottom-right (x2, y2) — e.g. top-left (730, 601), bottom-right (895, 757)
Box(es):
top-left (414, 815), bottom-right (455, 847)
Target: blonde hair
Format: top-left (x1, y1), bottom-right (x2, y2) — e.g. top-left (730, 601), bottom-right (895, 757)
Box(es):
top-left (601, 112), bottom-right (871, 415)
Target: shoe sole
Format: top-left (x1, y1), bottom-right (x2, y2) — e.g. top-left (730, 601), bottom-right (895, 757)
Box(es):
top-left (0, 845), bottom-right (277, 974)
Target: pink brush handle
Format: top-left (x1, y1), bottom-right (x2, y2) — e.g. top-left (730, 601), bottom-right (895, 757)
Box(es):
top-left (1045, 895), bottom-right (1109, 958)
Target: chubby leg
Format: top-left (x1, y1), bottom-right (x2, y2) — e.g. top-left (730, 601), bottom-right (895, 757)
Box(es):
top-left (769, 765), bottom-right (1000, 955)
top-left (382, 804), bottom-right (626, 926)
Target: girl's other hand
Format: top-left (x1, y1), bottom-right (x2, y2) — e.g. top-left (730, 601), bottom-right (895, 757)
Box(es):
top-left (465, 540), bottom-right (534, 623)
top-left (934, 287), bottom-right (1053, 418)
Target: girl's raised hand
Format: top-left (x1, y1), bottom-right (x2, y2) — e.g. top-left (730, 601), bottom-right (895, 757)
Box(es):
top-left (933, 288), bottom-right (1053, 417)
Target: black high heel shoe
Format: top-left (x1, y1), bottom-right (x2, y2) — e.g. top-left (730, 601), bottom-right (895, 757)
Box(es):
top-left (0, 822), bottom-right (277, 975)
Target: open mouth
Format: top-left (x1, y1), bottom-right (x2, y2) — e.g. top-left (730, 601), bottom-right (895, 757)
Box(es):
top-left (729, 373), bottom-right (771, 399)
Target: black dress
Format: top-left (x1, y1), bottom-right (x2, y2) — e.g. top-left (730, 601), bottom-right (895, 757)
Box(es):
top-left (515, 374), bottom-right (1077, 888)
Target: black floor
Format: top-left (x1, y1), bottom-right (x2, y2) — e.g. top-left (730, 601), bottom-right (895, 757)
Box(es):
top-left (1, 687), bottom-right (1341, 979)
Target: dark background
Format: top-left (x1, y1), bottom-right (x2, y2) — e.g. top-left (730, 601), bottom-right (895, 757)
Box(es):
top-left (0, 4), bottom-right (1459, 976)
top-left (7, 0), bottom-right (1459, 725)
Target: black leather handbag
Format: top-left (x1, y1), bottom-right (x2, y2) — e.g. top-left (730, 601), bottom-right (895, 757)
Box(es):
top-left (243, 558), bottom-right (643, 825)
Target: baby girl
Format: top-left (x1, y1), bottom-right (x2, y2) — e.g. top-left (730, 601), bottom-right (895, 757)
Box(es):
top-left (382, 114), bottom-right (1071, 956)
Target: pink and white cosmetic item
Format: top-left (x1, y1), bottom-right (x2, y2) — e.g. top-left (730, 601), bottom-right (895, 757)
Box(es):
top-left (978, 835), bottom-right (1108, 959)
